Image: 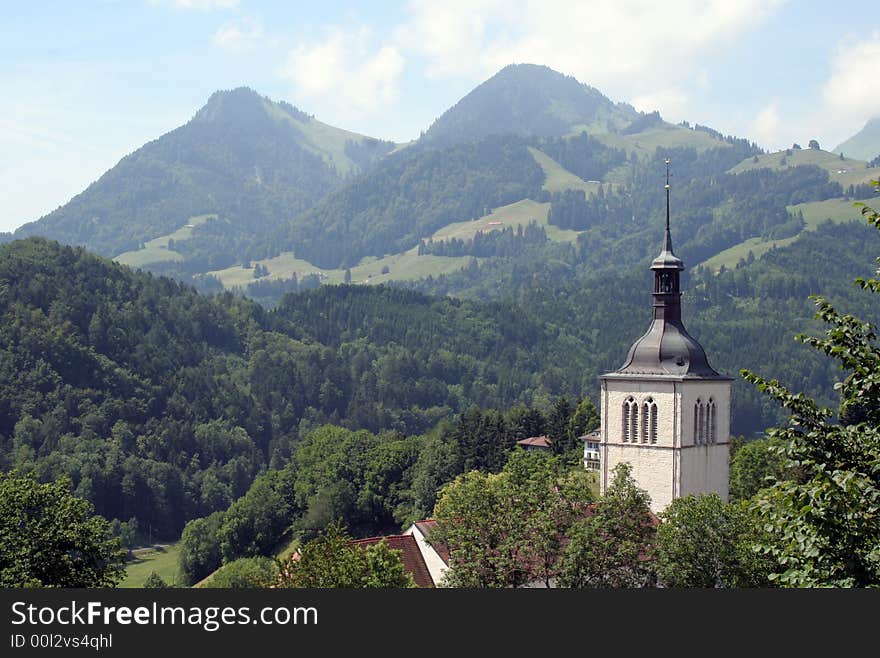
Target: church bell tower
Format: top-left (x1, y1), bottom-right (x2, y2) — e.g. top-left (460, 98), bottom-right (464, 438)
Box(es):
top-left (598, 161), bottom-right (732, 513)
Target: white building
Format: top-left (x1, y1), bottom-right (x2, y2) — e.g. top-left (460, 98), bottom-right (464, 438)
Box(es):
top-left (580, 430), bottom-right (601, 471)
top-left (598, 169), bottom-right (732, 513)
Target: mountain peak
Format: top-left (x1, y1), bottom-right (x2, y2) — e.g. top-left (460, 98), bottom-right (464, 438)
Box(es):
top-left (421, 63), bottom-right (637, 147)
top-left (834, 117), bottom-right (880, 161)
top-left (193, 87), bottom-right (313, 126)
top-left (191, 87), bottom-right (266, 125)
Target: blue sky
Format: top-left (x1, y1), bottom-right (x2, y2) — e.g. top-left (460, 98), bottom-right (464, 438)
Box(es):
top-left (2, 0), bottom-right (878, 232)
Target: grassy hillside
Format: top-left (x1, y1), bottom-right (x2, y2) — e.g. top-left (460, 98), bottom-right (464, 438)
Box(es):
top-left (114, 214), bottom-right (214, 268)
top-left (699, 197), bottom-right (865, 272)
top-left (208, 248), bottom-right (472, 289)
top-left (433, 198), bottom-right (582, 243)
top-left (607, 123), bottom-right (727, 156)
top-left (529, 147), bottom-right (603, 195)
top-left (261, 99), bottom-right (394, 176)
top-left (120, 543), bottom-right (184, 588)
top-left (729, 147), bottom-right (875, 188)
top-left (209, 197), bottom-right (584, 290)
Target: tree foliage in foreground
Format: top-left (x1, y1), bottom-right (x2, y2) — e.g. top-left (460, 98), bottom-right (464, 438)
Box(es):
top-left (557, 462), bottom-right (656, 588)
top-left (656, 494), bottom-right (774, 587)
top-left (275, 522), bottom-right (415, 588)
top-left (742, 183), bottom-right (880, 587)
top-left (431, 450), bottom-right (595, 587)
top-left (728, 436), bottom-right (791, 502)
top-left (0, 471), bottom-right (126, 587)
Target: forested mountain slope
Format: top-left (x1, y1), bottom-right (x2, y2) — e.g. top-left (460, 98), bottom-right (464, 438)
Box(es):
top-left (420, 63), bottom-right (638, 147)
top-left (5, 203), bottom-right (880, 538)
top-left (13, 87), bottom-right (395, 268)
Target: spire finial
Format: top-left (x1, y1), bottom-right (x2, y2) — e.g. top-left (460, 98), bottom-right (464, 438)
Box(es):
top-left (664, 158), bottom-right (671, 235)
top-left (663, 158), bottom-right (674, 253)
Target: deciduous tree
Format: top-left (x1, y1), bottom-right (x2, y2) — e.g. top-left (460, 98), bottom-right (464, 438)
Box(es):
top-left (430, 450), bottom-right (594, 587)
top-left (275, 522), bottom-right (414, 588)
top-left (742, 183), bottom-right (880, 586)
top-left (0, 471), bottom-right (126, 587)
top-left (557, 463), bottom-right (655, 588)
top-left (655, 494), bottom-right (774, 587)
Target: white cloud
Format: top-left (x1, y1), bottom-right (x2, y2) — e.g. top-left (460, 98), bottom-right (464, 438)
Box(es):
top-left (750, 31), bottom-right (880, 152)
top-left (212, 17), bottom-right (264, 52)
top-left (280, 27), bottom-right (405, 122)
top-left (750, 102), bottom-right (781, 148)
top-left (272, 0), bottom-right (785, 132)
top-left (822, 31), bottom-right (880, 124)
top-left (632, 88), bottom-right (689, 122)
top-left (396, 0), bottom-right (784, 107)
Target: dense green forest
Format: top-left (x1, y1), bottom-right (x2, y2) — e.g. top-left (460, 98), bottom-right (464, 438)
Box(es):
top-left (4, 193), bottom-right (879, 548)
top-left (267, 134), bottom-right (547, 268)
top-left (178, 398), bottom-right (595, 584)
top-left (0, 238), bottom-right (604, 540)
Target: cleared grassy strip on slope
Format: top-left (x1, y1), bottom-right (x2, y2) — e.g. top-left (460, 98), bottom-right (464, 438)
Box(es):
top-left (262, 99), bottom-right (387, 176)
top-left (528, 147), bottom-right (602, 196)
top-left (120, 543), bottom-right (184, 588)
top-left (114, 214), bottom-right (215, 267)
top-left (598, 124), bottom-right (731, 185)
top-left (428, 198), bottom-right (580, 243)
top-left (208, 248), bottom-right (474, 289)
top-left (699, 198), bottom-right (864, 272)
top-left (210, 198), bottom-right (582, 289)
top-left (729, 148), bottom-right (876, 188)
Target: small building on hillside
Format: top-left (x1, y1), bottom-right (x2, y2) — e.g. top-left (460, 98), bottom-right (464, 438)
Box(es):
top-left (580, 430), bottom-right (601, 471)
top-left (516, 435), bottom-right (552, 452)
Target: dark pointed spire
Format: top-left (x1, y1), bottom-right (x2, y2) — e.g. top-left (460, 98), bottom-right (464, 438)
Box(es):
top-left (603, 159), bottom-right (727, 380)
top-left (664, 158), bottom-right (673, 253)
top-left (652, 158), bottom-right (684, 271)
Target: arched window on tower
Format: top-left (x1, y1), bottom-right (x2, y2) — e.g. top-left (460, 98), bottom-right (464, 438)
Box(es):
top-left (641, 401), bottom-right (649, 443)
top-left (630, 399), bottom-right (640, 443)
top-left (694, 398), bottom-right (704, 444)
top-left (647, 398), bottom-right (658, 444)
top-left (623, 397), bottom-right (635, 442)
top-left (707, 398), bottom-right (716, 444)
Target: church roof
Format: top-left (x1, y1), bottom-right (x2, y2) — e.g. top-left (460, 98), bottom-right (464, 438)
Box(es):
top-left (605, 317), bottom-right (730, 380)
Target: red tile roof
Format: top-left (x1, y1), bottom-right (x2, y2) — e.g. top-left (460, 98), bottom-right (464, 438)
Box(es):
top-left (349, 534), bottom-right (434, 588)
top-left (516, 435), bottom-right (553, 448)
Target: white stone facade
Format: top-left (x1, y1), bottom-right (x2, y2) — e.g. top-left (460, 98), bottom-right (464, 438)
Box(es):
top-left (599, 376), bottom-right (731, 513)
